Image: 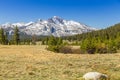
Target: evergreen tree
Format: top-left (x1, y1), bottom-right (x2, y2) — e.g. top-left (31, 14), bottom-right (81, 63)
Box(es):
top-left (46, 37), bottom-right (49, 45)
top-left (57, 38), bottom-right (63, 45)
top-left (41, 39), bottom-right (45, 45)
top-left (4, 32), bottom-right (8, 45)
top-left (0, 28), bottom-right (5, 44)
top-left (13, 26), bottom-right (20, 45)
top-left (31, 34), bottom-right (36, 45)
top-left (47, 36), bottom-right (63, 52)
top-left (48, 36), bottom-right (57, 46)
top-left (81, 38), bottom-right (97, 54)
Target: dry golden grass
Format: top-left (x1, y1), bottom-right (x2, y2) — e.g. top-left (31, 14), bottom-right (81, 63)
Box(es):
top-left (0, 45), bottom-right (120, 80)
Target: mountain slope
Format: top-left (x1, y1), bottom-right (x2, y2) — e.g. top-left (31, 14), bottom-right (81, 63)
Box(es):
top-left (0, 16), bottom-right (96, 37)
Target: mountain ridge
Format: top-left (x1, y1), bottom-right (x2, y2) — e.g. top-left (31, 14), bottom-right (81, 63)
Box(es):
top-left (0, 16), bottom-right (97, 37)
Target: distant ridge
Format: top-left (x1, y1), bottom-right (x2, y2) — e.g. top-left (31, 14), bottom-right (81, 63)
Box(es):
top-left (0, 16), bottom-right (97, 37)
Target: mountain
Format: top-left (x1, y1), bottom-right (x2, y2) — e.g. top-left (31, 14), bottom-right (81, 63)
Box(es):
top-left (0, 16), bottom-right (97, 37)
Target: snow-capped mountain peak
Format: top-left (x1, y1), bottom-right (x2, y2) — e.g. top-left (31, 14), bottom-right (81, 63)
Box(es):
top-left (0, 16), bottom-right (97, 37)
top-left (48, 16), bottom-right (64, 25)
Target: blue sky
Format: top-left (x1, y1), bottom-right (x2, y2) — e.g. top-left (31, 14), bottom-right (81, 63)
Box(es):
top-left (0, 0), bottom-right (120, 29)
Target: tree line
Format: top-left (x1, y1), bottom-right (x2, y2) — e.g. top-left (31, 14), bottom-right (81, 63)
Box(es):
top-left (0, 26), bottom-right (34, 45)
top-left (1, 23), bottom-right (120, 54)
top-left (0, 26), bottom-right (20, 45)
top-left (63, 23), bottom-right (120, 54)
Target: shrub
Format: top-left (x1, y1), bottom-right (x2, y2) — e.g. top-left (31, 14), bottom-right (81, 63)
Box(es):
top-left (107, 47), bottom-right (117, 53)
top-left (47, 45), bottom-right (60, 52)
top-left (80, 39), bottom-right (97, 54)
top-left (72, 48), bottom-right (83, 54)
top-left (59, 46), bottom-right (72, 54)
top-left (86, 48), bottom-right (96, 54)
top-left (97, 47), bottom-right (108, 54)
top-left (47, 36), bottom-right (64, 53)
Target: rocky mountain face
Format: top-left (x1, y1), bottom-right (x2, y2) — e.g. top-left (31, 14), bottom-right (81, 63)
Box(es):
top-left (0, 16), bottom-right (97, 37)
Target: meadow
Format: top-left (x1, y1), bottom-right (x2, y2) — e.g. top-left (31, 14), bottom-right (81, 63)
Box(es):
top-left (0, 45), bottom-right (120, 80)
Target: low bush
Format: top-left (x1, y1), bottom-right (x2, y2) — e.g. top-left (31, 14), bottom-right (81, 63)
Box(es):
top-left (47, 45), bottom-right (60, 52)
top-left (97, 47), bottom-right (108, 54)
top-left (86, 48), bottom-right (96, 54)
top-left (107, 47), bottom-right (117, 53)
top-left (72, 48), bottom-right (83, 54)
top-left (59, 46), bottom-right (72, 54)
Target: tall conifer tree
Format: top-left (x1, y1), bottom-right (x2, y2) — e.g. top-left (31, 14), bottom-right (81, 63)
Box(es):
top-left (13, 26), bottom-right (20, 45)
top-left (0, 28), bottom-right (5, 44)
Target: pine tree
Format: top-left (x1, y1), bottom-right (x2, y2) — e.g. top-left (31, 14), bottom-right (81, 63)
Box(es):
top-left (47, 36), bottom-right (59, 52)
top-left (48, 36), bottom-right (57, 46)
top-left (80, 38), bottom-right (96, 54)
top-left (4, 32), bottom-right (8, 45)
top-left (32, 34), bottom-right (36, 45)
top-left (45, 37), bottom-right (49, 45)
top-left (13, 26), bottom-right (20, 45)
top-left (57, 38), bottom-right (63, 45)
top-left (0, 28), bottom-right (5, 44)
top-left (41, 39), bottom-right (45, 45)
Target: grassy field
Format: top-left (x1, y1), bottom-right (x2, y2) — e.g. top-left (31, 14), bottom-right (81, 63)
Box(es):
top-left (0, 45), bottom-right (120, 80)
